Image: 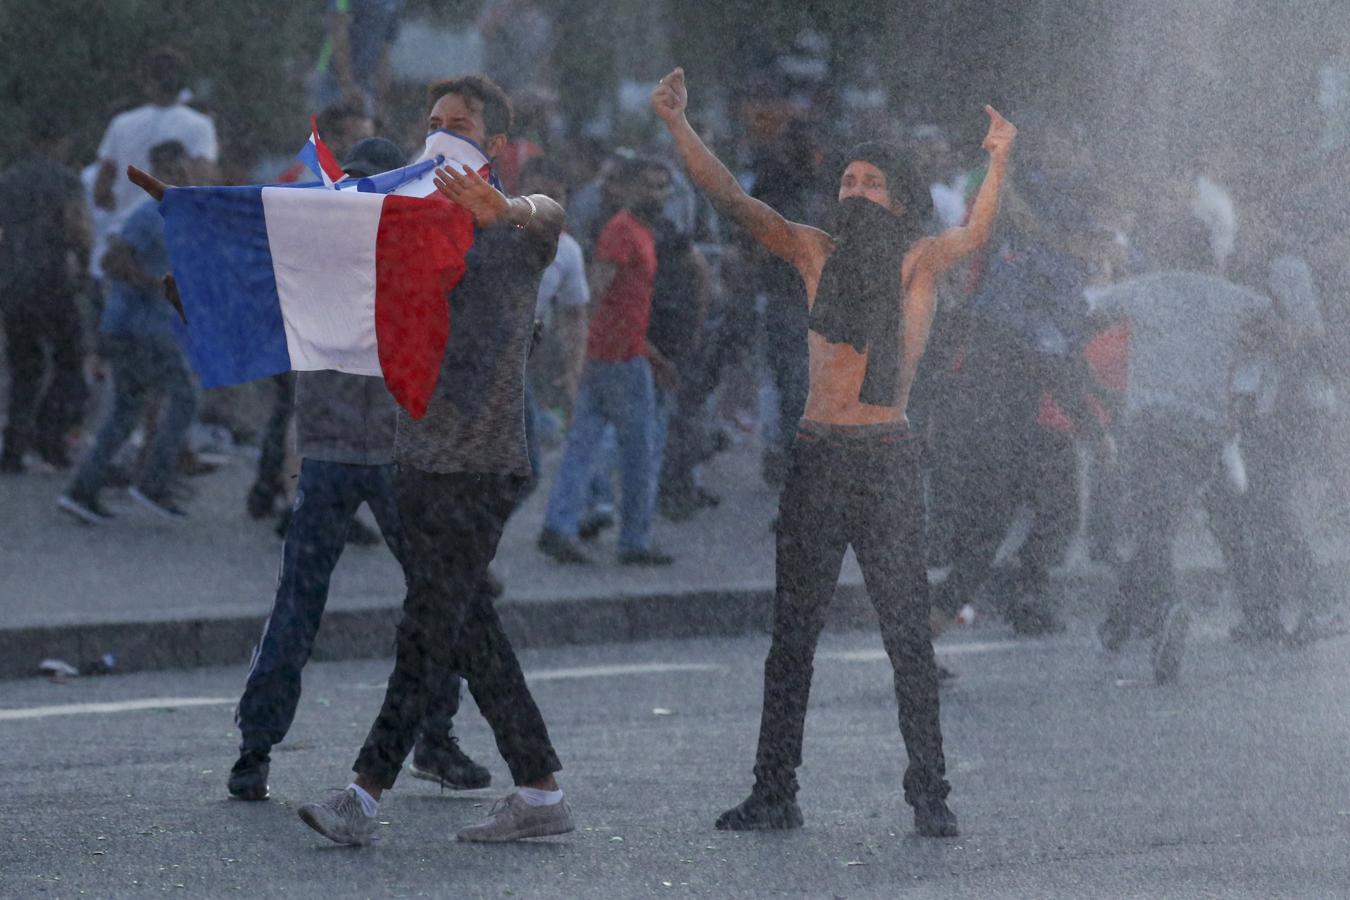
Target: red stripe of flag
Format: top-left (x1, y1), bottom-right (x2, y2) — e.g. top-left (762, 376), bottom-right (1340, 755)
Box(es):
top-left (373, 193), bottom-right (476, 418)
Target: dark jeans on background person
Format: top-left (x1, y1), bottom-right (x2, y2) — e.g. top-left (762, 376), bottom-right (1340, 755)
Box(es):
top-left (752, 421), bottom-right (948, 809)
top-left (355, 467), bottom-right (561, 789)
top-left (235, 459), bottom-right (463, 756)
top-left (2, 297), bottom-right (88, 464)
top-left (247, 372), bottom-right (296, 516)
top-left (69, 332), bottom-right (196, 499)
top-left (1109, 412), bottom-right (1269, 633)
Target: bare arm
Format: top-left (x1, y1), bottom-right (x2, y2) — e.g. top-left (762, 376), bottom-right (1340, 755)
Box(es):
top-left (652, 68), bottom-right (829, 277)
top-left (923, 106), bottom-right (1016, 277)
top-left (896, 264), bottom-right (938, 416)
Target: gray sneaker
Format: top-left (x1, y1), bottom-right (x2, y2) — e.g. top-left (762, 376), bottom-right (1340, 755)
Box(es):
top-left (456, 792), bottom-right (575, 842)
top-left (298, 788), bottom-right (377, 846)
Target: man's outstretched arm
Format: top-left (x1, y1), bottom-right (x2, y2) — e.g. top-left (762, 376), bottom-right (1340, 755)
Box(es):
top-left (652, 68), bottom-right (828, 276)
top-left (923, 106), bottom-right (1016, 276)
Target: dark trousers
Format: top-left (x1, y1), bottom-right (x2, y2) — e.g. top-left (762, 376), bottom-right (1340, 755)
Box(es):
top-left (753, 423), bottom-right (948, 808)
top-left (235, 459), bottom-right (463, 754)
top-left (2, 297), bottom-right (88, 462)
top-left (1108, 412), bottom-right (1266, 632)
top-left (355, 467), bottom-right (560, 789)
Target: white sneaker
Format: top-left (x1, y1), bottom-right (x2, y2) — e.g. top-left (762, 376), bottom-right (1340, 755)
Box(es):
top-left (298, 788), bottom-right (377, 846)
top-left (456, 792), bottom-right (575, 842)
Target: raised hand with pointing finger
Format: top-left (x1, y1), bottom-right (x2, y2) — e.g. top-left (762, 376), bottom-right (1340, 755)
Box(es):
top-left (981, 105), bottom-right (1017, 160)
top-left (651, 67), bottom-right (688, 126)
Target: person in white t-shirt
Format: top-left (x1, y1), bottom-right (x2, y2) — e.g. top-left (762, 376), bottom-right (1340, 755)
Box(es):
top-left (92, 48), bottom-right (218, 236)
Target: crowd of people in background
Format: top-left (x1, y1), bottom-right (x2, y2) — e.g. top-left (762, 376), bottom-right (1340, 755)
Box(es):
top-left (2, 0), bottom-right (1348, 666)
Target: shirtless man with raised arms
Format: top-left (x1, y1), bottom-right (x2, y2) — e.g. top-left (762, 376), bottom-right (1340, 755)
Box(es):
top-left (652, 67), bottom-right (1015, 837)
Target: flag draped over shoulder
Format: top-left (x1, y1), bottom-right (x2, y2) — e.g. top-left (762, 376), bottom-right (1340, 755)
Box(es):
top-left (158, 131), bottom-right (493, 419)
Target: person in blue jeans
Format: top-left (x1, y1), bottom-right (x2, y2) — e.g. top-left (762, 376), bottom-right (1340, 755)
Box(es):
top-left (226, 138), bottom-right (488, 802)
top-left (538, 158), bottom-right (678, 566)
top-left (58, 140), bottom-right (197, 524)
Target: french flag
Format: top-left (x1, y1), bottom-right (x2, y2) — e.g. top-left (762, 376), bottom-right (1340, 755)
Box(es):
top-left (158, 131), bottom-right (492, 419)
top-left (296, 115), bottom-right (347, 188)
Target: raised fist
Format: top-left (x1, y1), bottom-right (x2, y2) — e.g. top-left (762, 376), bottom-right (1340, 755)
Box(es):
top-left (981, 105), bottom-right (1017, 159)
top-left (651, 67), bottom-right (688, 126)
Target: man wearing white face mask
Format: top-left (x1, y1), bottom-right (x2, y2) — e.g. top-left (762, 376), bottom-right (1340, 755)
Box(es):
top-left (296, 75), bottom-right (575, 847)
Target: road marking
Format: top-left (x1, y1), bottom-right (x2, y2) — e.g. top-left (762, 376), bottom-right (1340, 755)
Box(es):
top-left (820, 640), bottom-right (1024, 663)
top-left (0, 697), bottom-right (233, 721)
top-left (527, 662), bottom-right (725, 682)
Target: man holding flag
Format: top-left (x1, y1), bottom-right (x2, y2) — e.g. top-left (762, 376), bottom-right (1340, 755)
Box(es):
top-left (134, 74), bottom-right (572, 846)
top-left (299, 75), bottom-right (574, 845)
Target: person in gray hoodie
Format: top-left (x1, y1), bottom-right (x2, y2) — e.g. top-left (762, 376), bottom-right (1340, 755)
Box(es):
top-left (1087, 217), bottom-right (1275, 684)
top-left (227, 138), bottom-right (488, 802)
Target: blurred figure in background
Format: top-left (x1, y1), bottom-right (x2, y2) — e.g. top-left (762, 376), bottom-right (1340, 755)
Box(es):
top-left (1228, 196), bottom-right (1336, 644)
top-left (93, 48), bottom-right (218, 236)
top-left (538, 157), bottom-right (677, 566)
top-left (1090, 219), bottom-right (1275, 683)
top-left (0, 113), bottom-right (91, 472)
top-left (59, 141), bottom-right (197, 524)
top-left (309, 0), bottom-right (406, 119)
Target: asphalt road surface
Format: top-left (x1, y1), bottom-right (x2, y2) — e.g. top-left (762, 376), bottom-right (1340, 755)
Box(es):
top-left (5, 618), bottom-right (1350, 898)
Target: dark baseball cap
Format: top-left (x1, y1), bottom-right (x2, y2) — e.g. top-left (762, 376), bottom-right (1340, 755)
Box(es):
top-left (341, 138), bottom-right (409, 179)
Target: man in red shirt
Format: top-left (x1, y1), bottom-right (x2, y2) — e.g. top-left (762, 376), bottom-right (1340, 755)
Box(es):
top-left (539, 157), bottom-right (677, 565)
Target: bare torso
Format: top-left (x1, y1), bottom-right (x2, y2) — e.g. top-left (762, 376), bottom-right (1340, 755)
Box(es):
top-left (798, 240), bottom-right (927, 426)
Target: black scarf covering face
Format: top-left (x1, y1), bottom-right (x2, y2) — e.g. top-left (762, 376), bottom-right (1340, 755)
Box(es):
top-left (808, 196), bottom-right (914, 406)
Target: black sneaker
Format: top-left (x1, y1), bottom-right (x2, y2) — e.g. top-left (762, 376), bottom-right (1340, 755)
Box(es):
top-left (913, 798), bottom-right (960, 837)
top-left (227, 751), bottom-right (270, 801)
top-left (538, 528), bottom-right (592, 564)
top-left (576, 509), bottom-right (615, 541)
top-left (409, 738), bottom-right (491, 790)
top-left (128, 486), bottom-right (188, 520)
top-left (57, 492), bottom-right (115, 525)
top-left (617, 547), bottom-right (675, 566)
top-left (1, 452), bottom-right (24, 474)
top-left (714, 792), bottom-right (804, 831)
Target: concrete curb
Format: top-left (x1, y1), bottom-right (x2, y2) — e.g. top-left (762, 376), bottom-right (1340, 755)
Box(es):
top-left (0, 563), bottom-right (1313, 681)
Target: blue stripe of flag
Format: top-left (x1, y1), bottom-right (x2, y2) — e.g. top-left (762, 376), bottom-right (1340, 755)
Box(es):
top-left (159, 186), bottom-right (292, 388)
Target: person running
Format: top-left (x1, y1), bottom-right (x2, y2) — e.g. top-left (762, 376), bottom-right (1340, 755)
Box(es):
top-left (651, 67), bottom-right (1015, 837)
top-left (295, 75), bottom-right (574, 846)
top-left (58, 141), bottom-right (198, 523)
top-left (227, 138), bottom-right (490, 804)
top-left (1089, 219), bottom-right (1275, 683)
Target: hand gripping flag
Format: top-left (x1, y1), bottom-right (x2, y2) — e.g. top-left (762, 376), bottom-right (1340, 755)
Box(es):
top-left (158, 131), bottom-right (494, 419)
top-left (296, 115), bottom-right (348, 188)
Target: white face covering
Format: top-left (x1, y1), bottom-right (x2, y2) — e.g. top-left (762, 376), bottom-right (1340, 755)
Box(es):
top-left (415, 130), bottom-right (491, 172)
top-left (382, 130), bottom-right (494, 198)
